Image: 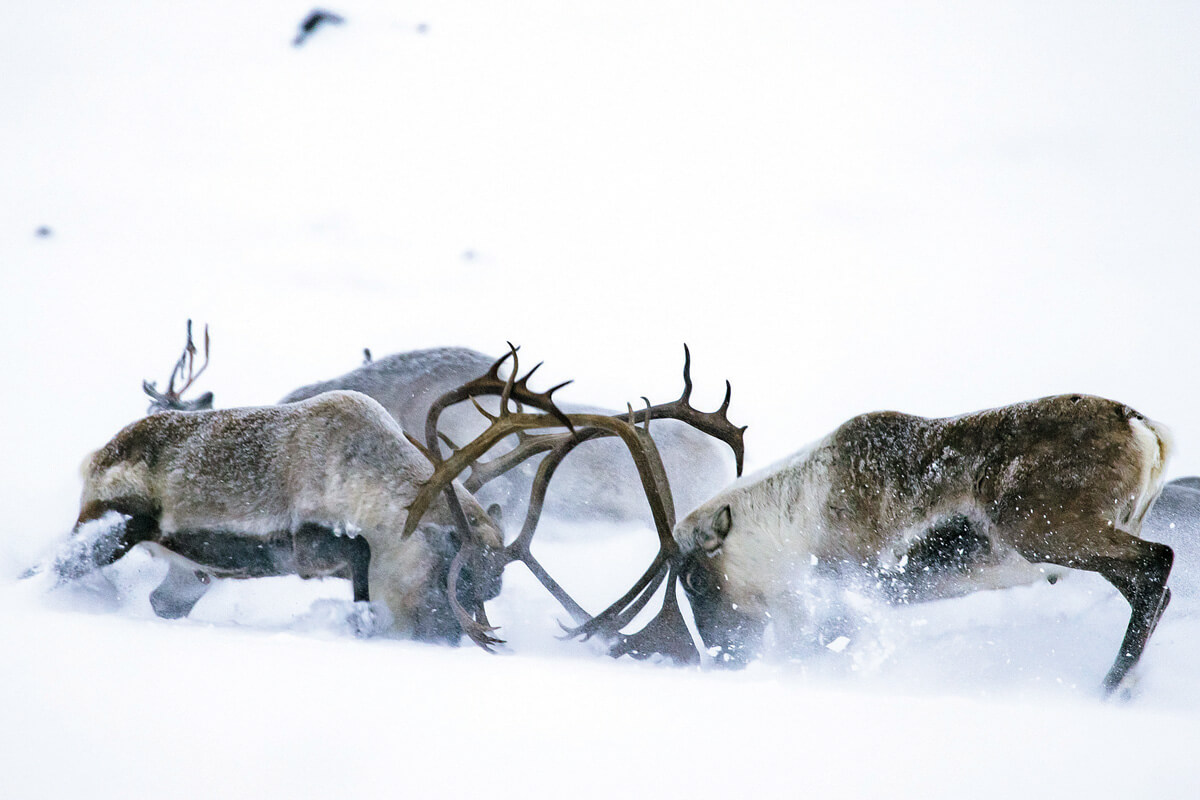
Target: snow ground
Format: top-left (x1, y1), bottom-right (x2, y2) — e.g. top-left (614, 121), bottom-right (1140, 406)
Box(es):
top-left (3, 2), bottom-right (1200, 797)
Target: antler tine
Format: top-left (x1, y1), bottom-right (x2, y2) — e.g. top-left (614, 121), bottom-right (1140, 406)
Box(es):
top-left (165, 350), bottom-right (185, 396)
top-left (517, 361), bottom-right (543, 385)
top-left (545, 381), bottom-right (574, 431)
top-left (608, 567), bottom-right (700, 664)
top-left (679, 343), bottom-right (694, 404)
top-left (425, 344), bottom-right (575, 449)
top-left (403, 431), bottom-right (437, 462)
top-left (170, 319), bottom-right (210, 397)
top-left (470, 395), bottom-right (499, 425)
top-left (499, 344), bottom-right (521, 416)
top-left (144, 320), bottom-right (213, 412)
top-left (485, 346), bottom-right (518, 382)
top-left (142, 379), bottom-right (168, 405)
top-left (641, 397), bottom-right (652, 432)
top-left (163, 319), bottom-right (192, 394)
top-left (626, 345), bottom-right (747, 477)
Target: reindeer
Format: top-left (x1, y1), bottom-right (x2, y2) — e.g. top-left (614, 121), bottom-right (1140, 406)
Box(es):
top-left (53, 389), bottom-right (505, 643)
top-left (671, 395), bottom-right (1174, 694)
top-left (137, 325), bottom-right (513, 622)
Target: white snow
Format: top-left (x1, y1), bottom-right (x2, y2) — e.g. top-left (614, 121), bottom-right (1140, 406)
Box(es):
top-left (4, 1), bottom-right (1200, 797)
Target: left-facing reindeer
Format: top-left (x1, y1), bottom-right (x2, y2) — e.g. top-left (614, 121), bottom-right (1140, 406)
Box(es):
top-left (674, 395), bottom-right (1174, 694)
top-left (53, 386), bottom-right (505, 644)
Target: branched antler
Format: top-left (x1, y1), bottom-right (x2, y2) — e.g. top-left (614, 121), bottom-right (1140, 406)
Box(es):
top-left (423, 342), bottom-right (574, 451)
top-left (143, 320), bottom-right (214, 413)
top-left (406, 344), bottom-right (746, 662)
top-left (621, 344), bottom-right (746, 477)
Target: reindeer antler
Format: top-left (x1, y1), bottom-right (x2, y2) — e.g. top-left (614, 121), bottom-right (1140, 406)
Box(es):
top-left (624, 344), bottom-right (746, 477)
top-left (406, 344), bottom-right (746, 663)
top-left (143, 320), bottom-right (214, 413)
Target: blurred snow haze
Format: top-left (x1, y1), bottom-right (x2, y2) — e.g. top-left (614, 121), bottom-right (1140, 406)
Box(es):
top-left (3, 2), bottom-right (1200, 797)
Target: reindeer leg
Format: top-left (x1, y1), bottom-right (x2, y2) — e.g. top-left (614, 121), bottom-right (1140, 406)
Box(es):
top-left (346, 536), bottom-right (372, 603)
top-left (148, 561), bottom-right (212, 619)
top-left (1012, 521), bottom-right (1173, 695)
top-left (293, 525), bottom-right (373, 603)
top-left (1088, 542), bottom-right (1173, 694)
top-left (55, 501), bottom-right (158, 582)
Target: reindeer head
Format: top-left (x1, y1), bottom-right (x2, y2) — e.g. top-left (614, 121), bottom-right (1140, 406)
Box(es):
top-left (675, 502), bottom-right (768, 665)
top-left (143, 320), bottom-right (214, 413)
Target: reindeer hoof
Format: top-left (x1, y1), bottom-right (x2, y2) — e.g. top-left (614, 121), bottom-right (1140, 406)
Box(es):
top-left (299, 599), bottom-right (392, 637)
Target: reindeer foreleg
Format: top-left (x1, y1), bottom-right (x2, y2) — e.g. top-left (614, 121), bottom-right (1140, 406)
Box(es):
top-left (54, 501), bottom-right (158, 582)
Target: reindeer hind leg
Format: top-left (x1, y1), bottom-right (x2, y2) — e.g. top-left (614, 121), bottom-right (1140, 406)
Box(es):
top-left (1011, 519), bottom-right (1173, 695)
top-left (148, 560), bottom-right (212, 619)
top-left (1090, 540), bottom-right (1173, 694)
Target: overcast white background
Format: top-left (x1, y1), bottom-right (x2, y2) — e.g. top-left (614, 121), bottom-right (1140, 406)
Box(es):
top-left (3, 2), bottom-right (1200, 797)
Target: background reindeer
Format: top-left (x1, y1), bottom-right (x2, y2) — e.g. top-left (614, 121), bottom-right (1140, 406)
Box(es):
top-left (672, 395), bottom-right (1173, 694)
top-left (279, 346), bottom-right (735, 524)
top-left (54, 389), bottom-right (505, 643)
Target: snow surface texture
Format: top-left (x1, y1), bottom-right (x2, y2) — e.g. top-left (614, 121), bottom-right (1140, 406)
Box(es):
top-left (4, 2), bottom-right (1200, 797)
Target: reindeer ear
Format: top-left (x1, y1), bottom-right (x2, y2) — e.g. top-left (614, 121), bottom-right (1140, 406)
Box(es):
top-left (486, 503), bottom-right (503, 526)
top-left (697, 504), bottom-right (733, 554)
top-left (712, 504), bottom-right (732, 540)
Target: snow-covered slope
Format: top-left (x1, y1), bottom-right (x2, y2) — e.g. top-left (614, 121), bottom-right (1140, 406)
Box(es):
top-left (4, 2), bottom-right (1200, 796)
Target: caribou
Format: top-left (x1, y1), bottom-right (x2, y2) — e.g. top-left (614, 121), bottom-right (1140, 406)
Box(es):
top-left (671, 395), bottom-right (1174, 694)
top-left (52, 388), bottom-right (505, 643)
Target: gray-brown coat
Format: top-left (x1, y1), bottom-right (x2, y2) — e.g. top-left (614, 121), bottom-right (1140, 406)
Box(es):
top-left (674, 394), bottom-right (1173, 693)
top-left (56, 390), bottom-right (504, 643)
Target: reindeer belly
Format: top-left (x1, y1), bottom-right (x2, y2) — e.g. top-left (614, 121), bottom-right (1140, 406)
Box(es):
top-left (877, 513), bottom-right (1052, 603)
top-left (156, 524), bottom-right (353, 580)
top-left (157, 530), bottom-right (294, 578)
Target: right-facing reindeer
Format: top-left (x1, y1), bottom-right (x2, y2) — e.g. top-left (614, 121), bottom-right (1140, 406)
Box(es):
top-left (672, 395), bottom-right (1174, 694)
top-left (54, 389), bottom-right (505, 643)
